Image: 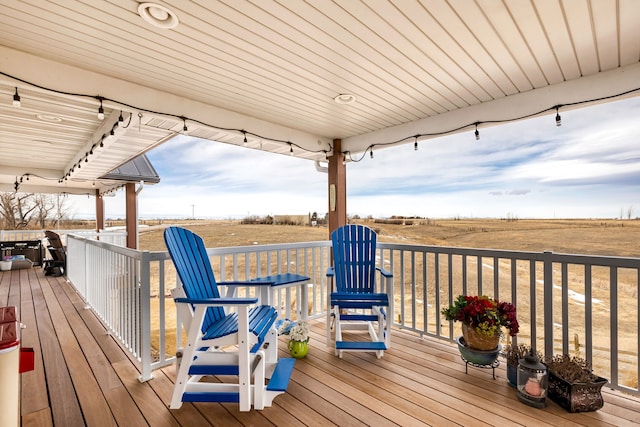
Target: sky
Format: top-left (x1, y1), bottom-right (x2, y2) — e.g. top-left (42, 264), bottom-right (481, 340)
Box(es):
top-left (70, 95), bottom-right (640, 220)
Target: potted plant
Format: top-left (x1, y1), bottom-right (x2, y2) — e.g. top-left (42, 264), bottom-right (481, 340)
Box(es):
top-left (441, 295), bottom-right (519, 351)
top-left (504, 343), bottom-right (541, 387)
top-left (276, 319), bottom-right (310, 359)
top-left (544, 354), bottom-right (608, 412)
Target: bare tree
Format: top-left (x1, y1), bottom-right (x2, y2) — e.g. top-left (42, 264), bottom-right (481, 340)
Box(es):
top-left (0, 192), bottom-right (71, 229)
top-left (627, 205), bottom-right (634, 220)
top-left (0, 192), bottom-right (37, 229)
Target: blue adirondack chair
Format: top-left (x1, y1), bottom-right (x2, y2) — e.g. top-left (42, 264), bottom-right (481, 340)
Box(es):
top-left (164, 226), bottom-right (295, 411)
top-left (326, 224), bottom-right (393, 358)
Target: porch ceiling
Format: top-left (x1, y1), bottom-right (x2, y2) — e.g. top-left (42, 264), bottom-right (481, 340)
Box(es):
top-left (1, 1), bottom-right (639, 194)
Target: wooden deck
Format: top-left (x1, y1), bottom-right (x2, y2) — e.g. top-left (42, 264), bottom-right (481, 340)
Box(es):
top-left (2, 267), bottom-right (640, 427)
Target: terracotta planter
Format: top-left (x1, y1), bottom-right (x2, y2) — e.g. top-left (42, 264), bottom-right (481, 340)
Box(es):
top-left (461, 323), bottom-right (500, 351)
top-left (547, 371), bottom-right (608, 412)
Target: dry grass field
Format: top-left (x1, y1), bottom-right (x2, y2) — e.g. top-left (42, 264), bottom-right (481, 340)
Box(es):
top-left (138, 218), bottom-right (640, 257)
top-left (137, 218), bottom-right (640, 390)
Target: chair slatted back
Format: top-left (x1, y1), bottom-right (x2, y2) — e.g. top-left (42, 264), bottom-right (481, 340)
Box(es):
top-left (331, 225), bottom-right (377, 294)
top-left (45, 230), bottom-right (66, 263)
top-left (164, 226), bottom-right (226, 331)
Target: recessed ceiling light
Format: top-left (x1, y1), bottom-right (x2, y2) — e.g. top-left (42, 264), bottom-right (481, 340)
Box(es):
top-left (35, 114), bottom-right (62, 123)
top-left (333, 93), bottom-right (357, 104)
top-left (138, 2), bottom-right (179, 29)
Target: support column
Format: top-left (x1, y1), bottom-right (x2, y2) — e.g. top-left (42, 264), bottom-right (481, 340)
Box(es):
top-left (328, 139), bottom-right (347, 236)
top-left (125, 183), bottom-right (137, 249)
top-left (95, 189), bottom-right (104, 233)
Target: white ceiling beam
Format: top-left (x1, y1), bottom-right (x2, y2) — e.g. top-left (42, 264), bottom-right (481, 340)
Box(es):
top-left (342, 63), bottom-right (640, 155)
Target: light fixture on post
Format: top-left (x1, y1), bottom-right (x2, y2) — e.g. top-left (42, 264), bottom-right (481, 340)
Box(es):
top-left (12, 87), bottom-right (21, 107)
top-left (517, 350), bottom-right (548, 408)
top-left (97, 98), bottom-right (104, 120)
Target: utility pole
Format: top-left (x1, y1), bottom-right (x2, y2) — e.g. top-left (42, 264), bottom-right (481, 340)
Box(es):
top-left (191, 204), bottom-right (195, 219)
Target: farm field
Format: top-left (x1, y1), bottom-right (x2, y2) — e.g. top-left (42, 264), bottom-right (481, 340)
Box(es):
top-left (138, 218), bottom-right (640, 257)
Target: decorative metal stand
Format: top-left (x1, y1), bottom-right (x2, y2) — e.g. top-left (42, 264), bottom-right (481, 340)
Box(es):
top-left (460, 354), bottom-right (500, 379)
top-left (456, 336), bottom-right (501, 379)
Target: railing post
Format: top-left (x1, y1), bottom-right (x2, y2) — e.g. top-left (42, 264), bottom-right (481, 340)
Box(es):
top-left (138, 250), bottom-right (154, 382)
top-left (543, 251), bottom-right (554, 359)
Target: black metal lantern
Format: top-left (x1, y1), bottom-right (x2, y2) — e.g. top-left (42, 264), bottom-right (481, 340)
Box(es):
top-left (517, 350), bottom-right (548, 408)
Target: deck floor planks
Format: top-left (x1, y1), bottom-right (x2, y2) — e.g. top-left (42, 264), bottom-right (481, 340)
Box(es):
top-left (355, 331), bottom-right (566, 427)
top-left (270, 379), bottom-right (338, 427)
top-left (111, 359), bottom-right (181, 427)
top-left (0, 267), bottom-right (11, 304)
top-left (38, 273), bottom-right (117, 426)
top-left (28, 270), bottom-right (84, 426)
top-left (45, 274), bottom-right (150, 427)
top-left (306, 351), bottom-right (495, 425)
top-left (4, 267), bottom-right (640, 427)
top-left (295, 340), bottom-right (448, 426)
top-left (19, 268), bottom-right (49, 415)
top-left (151, 368), bottom-right (235, 426)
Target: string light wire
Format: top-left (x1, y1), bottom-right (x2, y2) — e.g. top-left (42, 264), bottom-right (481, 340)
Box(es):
top-left (3, 70), bottom-right (640, 166)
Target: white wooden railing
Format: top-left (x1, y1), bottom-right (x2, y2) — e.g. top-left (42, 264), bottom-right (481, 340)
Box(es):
top-left (0, 229), bottom-right (127, 246)
top-left (65, 235), bottom-right (640, 396)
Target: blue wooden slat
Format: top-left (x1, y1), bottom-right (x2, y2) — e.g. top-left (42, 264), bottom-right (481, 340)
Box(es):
top-left (182, 392), bottom-right (240, 403)
top-left (189, 364), bottom-right (239, 376)
top-left (336, 341), bottom-right (386, 350)
top-left (266, 358), bottom-right (296, 392)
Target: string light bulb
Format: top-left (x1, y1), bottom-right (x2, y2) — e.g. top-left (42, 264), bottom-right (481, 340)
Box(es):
top-left (243, 131), bottom-right (248, 146)
top-left (12, 87), bottom-right (21, 107)
top-left (475, 123), bottom-right (480, 140)
top-left (289, 143), bottom-right (294, 155)
top-left (555, 106), bottom-right (562, 126)
top-left (370, 148), bottom-right (374, 159)
top-left (414, 136), bottom-right (418, 151)
top-left (118, 111), bottom-right (124, 124)
top-left (97, 98), bottom-right (104, 120)
top-left (182, 117), bottom-right (188, 133)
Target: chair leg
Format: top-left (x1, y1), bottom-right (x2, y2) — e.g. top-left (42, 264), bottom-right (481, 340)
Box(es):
top-left (334, 307), bottom-right (343, 357)
top-left (326, 293), bottom-right (333, 348)
top-left (253, 351), bottom-right (266, 410)
top-left (264, 327), bottom-right (278, 372)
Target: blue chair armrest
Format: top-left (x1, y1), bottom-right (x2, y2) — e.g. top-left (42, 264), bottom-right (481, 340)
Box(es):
top-left (326, 266), bottom-right (335, 277)
top-left (175, 297), bottom-right (259, 305)
top-left (219, 280), bottom-right (275, 287)
top-left (376, 267), bottom-right (393, 277)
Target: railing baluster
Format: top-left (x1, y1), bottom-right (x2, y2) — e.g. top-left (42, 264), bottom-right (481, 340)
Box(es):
top-left (562, 262), bottom-right (569, 355)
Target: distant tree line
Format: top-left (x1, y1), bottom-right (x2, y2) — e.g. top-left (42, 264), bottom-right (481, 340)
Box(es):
top-left (241, 212), bottom-right (328, 226)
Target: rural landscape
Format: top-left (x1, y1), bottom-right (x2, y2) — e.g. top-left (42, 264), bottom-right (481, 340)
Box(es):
top-left (134, 217), bottom-right (639, 391)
